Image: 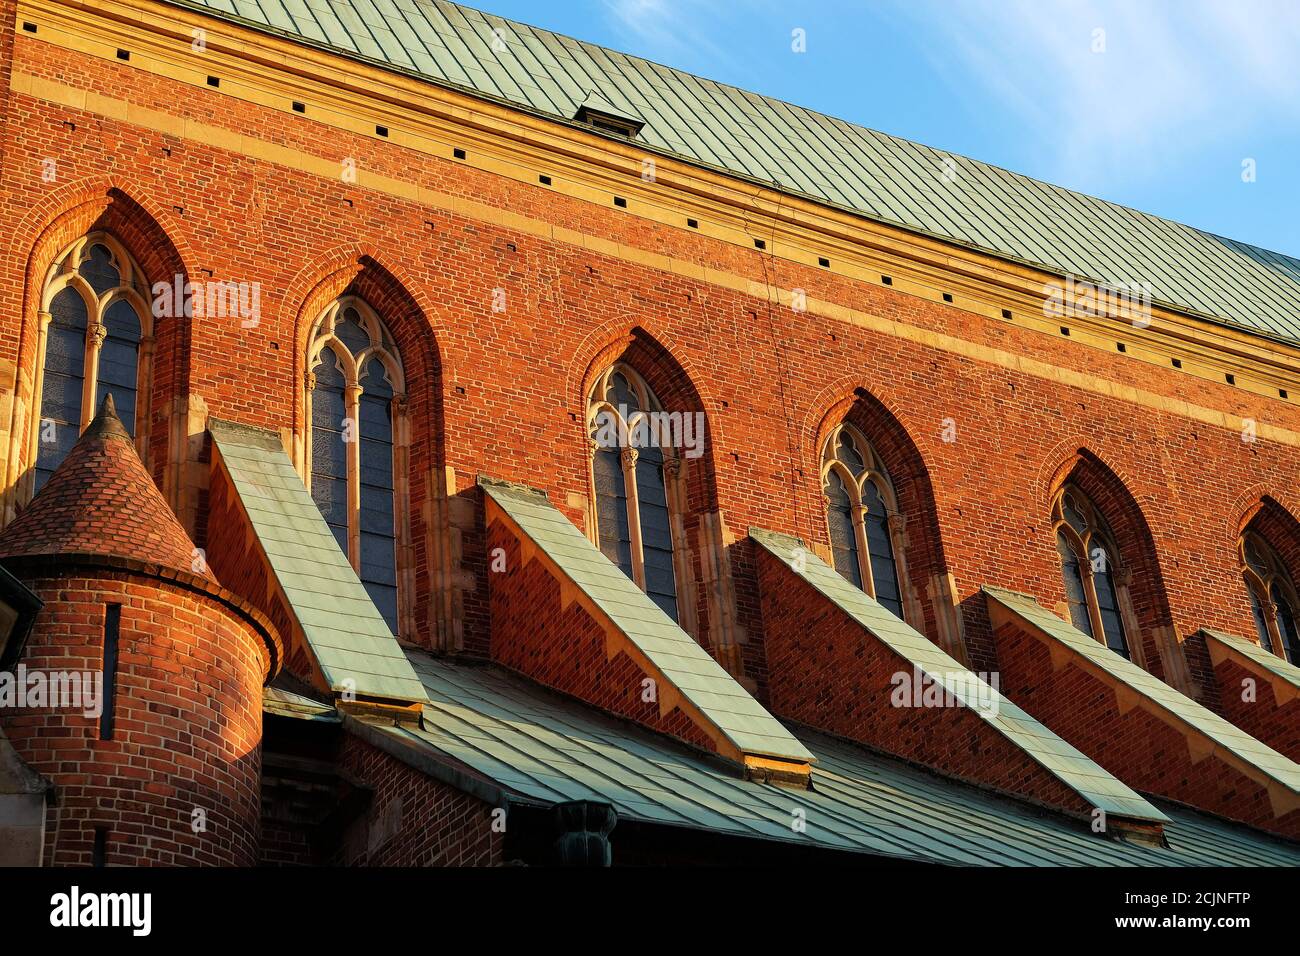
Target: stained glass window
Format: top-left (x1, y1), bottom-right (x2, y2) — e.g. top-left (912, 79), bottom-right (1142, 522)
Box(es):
top-left (821, 424), bottom-right (906, 620)
top-left (588, 364), bottom-right (681, 621)
top-left (307, 297), bottom-right (405, 636)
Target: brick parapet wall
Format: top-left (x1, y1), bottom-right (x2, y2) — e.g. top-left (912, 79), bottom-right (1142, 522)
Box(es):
top-left (992, 617), bottom-right (1300, 839)
top-left (486, 519), bottom-right (719, 753)
top-left (756, 548), bottom-right (1096, 819)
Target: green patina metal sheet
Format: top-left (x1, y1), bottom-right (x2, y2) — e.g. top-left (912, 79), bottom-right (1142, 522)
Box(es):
top-left (263, 685), bottom-right (341, 722)
top-left (168, 0), bottom-right (1300, 345)
top-left (1200, 627), bottom-right (1300, 692)
top-left (985, 586), bottom-right (1300, 794)
top-left (209, 418), bottom-right (427, 705)
top-left (378, 649), bottom-right (1300, 866)
top-left (480, 478), bottom-right (813, 763)
top-left (750, 527), bottom-right (1165, 823)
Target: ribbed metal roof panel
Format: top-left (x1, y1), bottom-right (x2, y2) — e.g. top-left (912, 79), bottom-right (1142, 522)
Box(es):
top-left (165, 0), bottom-right (1300, 344)
top-left (387, 650), bottom-right (1300, 865)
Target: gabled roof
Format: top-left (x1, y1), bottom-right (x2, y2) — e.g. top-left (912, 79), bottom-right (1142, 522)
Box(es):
top-left (0, 395), bottom-right (203, 578)
top-left (984, 586), bottom-right (1300, 798)
top-left (170, 0), bottom-right (1300, 345)
top-left (357, 648), bottom-right (1300, 866)
top-left (480, 478), bottom-right (814, 768)
top-left (749, 528), bottom-right (1165, 823)
top-left (1200, 627), bottom-right (1300, 699)
top-left (208, 418), bottom-right (427, 706)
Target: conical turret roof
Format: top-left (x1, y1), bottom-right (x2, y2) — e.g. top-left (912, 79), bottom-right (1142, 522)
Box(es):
top-left (0, 394), bottom-right (206, 578)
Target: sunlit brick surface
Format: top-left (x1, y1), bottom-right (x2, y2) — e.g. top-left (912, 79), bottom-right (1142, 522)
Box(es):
top-left (334, 734), bottom-right (502, 867)
top-left (993, 616), bottom-right (1300, 839)
top-left (5, 573), bottom-right (267, 865)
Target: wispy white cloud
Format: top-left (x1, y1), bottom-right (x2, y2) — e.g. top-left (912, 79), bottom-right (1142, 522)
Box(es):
top-left (598, 0), bottom-right (757, 80)
top-left (893, 0), bottom-right (1300, 192)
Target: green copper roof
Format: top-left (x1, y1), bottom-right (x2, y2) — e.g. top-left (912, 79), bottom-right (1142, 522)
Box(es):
top-left (263, 684), bottom-right (341, 722)
top-left (480, 478), bottom-right (813, 764)
top-left (364, 649), bottom-right (1300, 866)
top-left (984, 586), bottom-right (1300, 795)
top-left (750, 528), bottom-right (1164, 823)
top-left (209, 419), bottom-right (427, 705)
top-left (169, 0), bottom-right (1300, 345)
top-left (1200, 627), bottom-right (1300, 693)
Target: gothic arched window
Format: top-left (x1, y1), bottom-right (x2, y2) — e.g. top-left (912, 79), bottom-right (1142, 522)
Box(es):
top-left (1052, 485), bottom-right (1133, 659)
top-left (1241, 532), bottom-right (1300, 664)
top-left (820, 424), bottom-right (907, 620)
top-left (32, 234), bottom-right (151, 493)
top-left (305, 296), bottom-right (405, 636)
top-left (586, 364), bottom-right (685, 622)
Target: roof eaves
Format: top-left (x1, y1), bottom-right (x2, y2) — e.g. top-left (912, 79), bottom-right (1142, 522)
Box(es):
top-left (156, 0), bottom-right (1300, 349)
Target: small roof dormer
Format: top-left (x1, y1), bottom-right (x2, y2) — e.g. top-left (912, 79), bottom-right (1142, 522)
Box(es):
top-left (573, 90), bottom-right (645, 139)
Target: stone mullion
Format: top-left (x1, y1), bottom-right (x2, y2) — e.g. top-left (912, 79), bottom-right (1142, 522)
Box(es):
top-left (81, 314), bottom-right (107, 431)
top-left (621, 446), bottom-right (645, 589)
top-left (345, 381), bottom-right (363, 571)
top-left (1077, 535), bottom-right (1109, 648)
top-left (851, 478), bottom-right (875, 601)
top-left (391, 393), bottom-right (414, 642)
top-left (17, 310), bottom-right (54, 509)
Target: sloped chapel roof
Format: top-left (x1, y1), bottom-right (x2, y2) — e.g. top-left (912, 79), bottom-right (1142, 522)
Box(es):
top-left (171, 0), bottom-right (1300, 345)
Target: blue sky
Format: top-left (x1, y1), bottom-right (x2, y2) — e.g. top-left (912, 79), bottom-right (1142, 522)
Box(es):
top-left (474, 0), bottom-right (1300, 258)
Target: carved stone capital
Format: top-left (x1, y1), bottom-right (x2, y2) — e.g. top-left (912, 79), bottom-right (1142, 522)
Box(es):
top-left (305, 370), bottom-right (317, 391)
top-left (620, 447), bottom-right (639, 468)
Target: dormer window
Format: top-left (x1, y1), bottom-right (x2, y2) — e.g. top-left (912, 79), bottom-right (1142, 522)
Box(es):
top-left (573, 91), bottom-right (645, 139)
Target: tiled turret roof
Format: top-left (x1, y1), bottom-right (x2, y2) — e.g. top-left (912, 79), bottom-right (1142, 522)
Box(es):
top-left (0, 395), bottom-right (205, 579)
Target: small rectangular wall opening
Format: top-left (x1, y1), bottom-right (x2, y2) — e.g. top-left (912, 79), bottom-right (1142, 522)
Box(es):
top-left (100, 604), bottom-right (121, 741)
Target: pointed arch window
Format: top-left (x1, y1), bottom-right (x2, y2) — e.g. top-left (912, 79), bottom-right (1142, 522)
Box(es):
top-left (32, 234), bottom-right (151, 493)
top-left (305, 297), bottom-right (406, 636)
top-left (820, 424), bottom-right (907, 620)
top-left (586, 364), bottom-right (685, 622)
top-left (1240, 532), bottom-right (1300, 664)
top-left (1052, 485), bottom-right (1133, 659)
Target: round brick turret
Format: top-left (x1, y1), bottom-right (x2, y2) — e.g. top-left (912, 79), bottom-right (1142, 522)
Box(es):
top-left (0, 396), bottom-right (280, 865)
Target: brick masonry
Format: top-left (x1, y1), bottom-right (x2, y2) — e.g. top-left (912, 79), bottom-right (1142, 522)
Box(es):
top-left (1198, 645), bottom-right (1300, 761)
top-left (2, 571), bottom-right (267, 865)
top-left (1, 16), bottom-right (1299, 860)
top-left (992, 616), bottom-right (1300, 839)
top-left (487, 519), bottom-right (719, 753)
top-left (3, 35), bottom-right (1296, 697)
top-left (756, 547), bottom-right (1095, 818)
top-left (333, 733), bottom-right (503, 867)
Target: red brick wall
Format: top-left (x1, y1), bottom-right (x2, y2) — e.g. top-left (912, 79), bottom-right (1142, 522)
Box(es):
top-left (3, 34), bottom-right (1300, 720)
top-left (260, 821), bottom-right (313, 867)
top-left (0, 570), bottom-right (266, 865)
top-left (1204, 649), bottom-right (1300, 761)
top-left (205, 461), bottom-right (318, 684)
top-left (333, 733), bottom-right (502, 866)
top-left (756, 548), bottom-right (1096, 818)
top-left (992, 618), bottom-right (1300, 838)
top-left (486, 519), bottom-right (719, 753)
